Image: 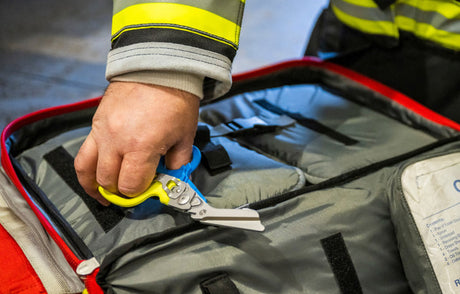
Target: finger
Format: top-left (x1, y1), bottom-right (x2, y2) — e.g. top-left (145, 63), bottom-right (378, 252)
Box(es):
top-left (165, 143), bottom-right (193, 170)
top-left (75, 133), bottom-right (110, 206)
top-left (96, 144), bottom-right (122, 194)
top-left (118, 151), bottom-right (160, 197)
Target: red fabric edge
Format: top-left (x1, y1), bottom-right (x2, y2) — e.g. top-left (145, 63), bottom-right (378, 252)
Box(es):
top-left (0, 97), bottom-right (101, 271)
top-left (233, 57), bottom-right (460, 131)
top-left (85, 269), bottom-right (104, 294)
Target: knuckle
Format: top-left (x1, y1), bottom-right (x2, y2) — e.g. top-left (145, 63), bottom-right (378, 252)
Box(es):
top-left (96, 177), bottom-right (110, 189)
top-left (95, 176), bottom-right (110, 190)
top-left (74, 154), bottom-right (87, 175)
top-left (96, 170), bottom-right (115, 190)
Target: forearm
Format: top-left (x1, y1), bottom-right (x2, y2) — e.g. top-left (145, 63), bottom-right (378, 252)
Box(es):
top-left (107, 0), bottom-right (245, 99)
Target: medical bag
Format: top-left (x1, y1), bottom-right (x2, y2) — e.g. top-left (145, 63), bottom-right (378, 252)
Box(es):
top-left (1, 58), bottom-right (460, 293)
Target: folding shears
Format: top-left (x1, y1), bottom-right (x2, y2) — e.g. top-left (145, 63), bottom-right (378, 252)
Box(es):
top-left (98, 146), bottom-right (265, 232)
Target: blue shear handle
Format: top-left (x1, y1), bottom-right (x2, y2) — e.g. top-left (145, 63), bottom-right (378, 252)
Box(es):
top-left (156, 145), bottom-right (205, 199)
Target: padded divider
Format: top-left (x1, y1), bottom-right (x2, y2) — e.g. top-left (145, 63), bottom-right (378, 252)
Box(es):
top-left (193, 135), bottom-right (306, 208)
top-left (200, 84), bottom-right (437, 183)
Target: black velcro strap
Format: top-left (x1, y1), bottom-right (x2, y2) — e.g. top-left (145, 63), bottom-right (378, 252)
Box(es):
top-left (194, 126), bottom-right (232, 175)
top-left (254, 99), bottom-right (358, 146)
top-left (224, 123), bottom-right (282, 138)
top-left (200, 272), bottom-right (240, 294)
top-left (321, 233), bottom-right (363, 294)
top-left (44, 147), bottom-right (124, 233)
top-left (374, 0), bottom-right (396, 10)
top-left (200, 144), bottom-right (232, 175)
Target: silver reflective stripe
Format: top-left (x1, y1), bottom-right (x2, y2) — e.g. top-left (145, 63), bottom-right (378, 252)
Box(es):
top-left (332, 0), bottom-right (393, 21)
top-left (396, 3), bottom-right (460, 34)
top-left (330, 0), bottom-right (398, 37)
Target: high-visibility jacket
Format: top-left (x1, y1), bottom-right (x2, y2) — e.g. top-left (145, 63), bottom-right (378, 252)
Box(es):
top-left (107, 0), bottom-right (245, 100)
top-left (331, 0), bottom-right (460, 51)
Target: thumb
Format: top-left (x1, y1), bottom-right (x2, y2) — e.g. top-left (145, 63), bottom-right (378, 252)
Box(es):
top-left (165, 144), bottom-right (193, 170)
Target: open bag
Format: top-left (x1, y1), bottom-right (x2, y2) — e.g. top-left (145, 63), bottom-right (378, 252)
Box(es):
top-left (1, 58), bottom-right (460, 293)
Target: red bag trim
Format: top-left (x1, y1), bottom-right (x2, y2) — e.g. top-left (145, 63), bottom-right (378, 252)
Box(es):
top-left (84, 269), bottom-right (104, 294)
top-left (1, 97), bottom-right (101, 270)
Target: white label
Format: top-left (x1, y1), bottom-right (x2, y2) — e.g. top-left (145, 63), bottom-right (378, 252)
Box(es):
top-left (402, 153), bottom-right (460, 293)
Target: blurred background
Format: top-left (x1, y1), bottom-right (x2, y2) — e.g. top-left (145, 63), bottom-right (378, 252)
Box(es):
top-left (0, 0), bottom-right (328, 130)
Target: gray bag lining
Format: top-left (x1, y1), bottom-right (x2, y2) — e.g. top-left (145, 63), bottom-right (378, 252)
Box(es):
top-left (6, 63), bottom-right (458, 293)
top-left (200, 84), bottom-right (437, 183)
top-left (99, 167), bottom-right (412, 294)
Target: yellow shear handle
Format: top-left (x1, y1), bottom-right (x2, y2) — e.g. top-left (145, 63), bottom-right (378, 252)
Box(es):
top-left (98, 181), bottom-right (170, 208)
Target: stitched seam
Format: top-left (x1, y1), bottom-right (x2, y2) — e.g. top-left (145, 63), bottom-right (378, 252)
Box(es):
top-left (111, 45), bottom-right (230, 66)
top-left (109, 52), bottom-right (230, 70)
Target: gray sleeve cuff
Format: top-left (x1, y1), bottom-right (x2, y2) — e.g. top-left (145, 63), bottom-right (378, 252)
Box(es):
top-left (110, 71), bottom-right (205, 99)
top-left (106, 42), bottom-right (233, 100)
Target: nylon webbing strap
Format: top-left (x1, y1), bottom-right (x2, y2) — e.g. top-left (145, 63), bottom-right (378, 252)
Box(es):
top-left (194, 126), bottom-right (232, 175)
top-left (254, 99), bottom-right (358, 146)
top-left (321, 233), bottom-right (363, 294)
top-left (44, 147), bottom-right (124, 233)
top-left (200, 272), bottom-right (240, 294)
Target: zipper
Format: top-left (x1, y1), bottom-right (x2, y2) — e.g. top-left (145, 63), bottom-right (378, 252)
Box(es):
top-left (10, 157), bottom-right (93, 260)
top-left (0, 167), bottom-right (85, 293)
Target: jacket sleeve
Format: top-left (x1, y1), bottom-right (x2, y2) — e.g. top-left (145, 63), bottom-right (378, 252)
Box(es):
top-left (107, 0), bottom-right (245, 100)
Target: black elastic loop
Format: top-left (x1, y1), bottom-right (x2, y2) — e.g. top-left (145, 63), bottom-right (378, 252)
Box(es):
top-left (200, 272), bottom-right (240, 294)
top-left (254, 99), bottom-right (358, 146)
top-left (321, 233), bottom-right (363, 294)
top-left (194, 126), bottom-right (232, 175)
top-left (195, 125), bottom-right (211, 149)
top-left (200, 144), bottom-right (233, 176)
top-left (44, 147), bottom-right (124, 233)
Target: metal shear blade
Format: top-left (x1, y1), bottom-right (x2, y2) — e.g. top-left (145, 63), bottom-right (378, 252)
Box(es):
top-left (189, 202), bottom-right (265, 232)
top-left (165, 180), bottom-right (265, 232)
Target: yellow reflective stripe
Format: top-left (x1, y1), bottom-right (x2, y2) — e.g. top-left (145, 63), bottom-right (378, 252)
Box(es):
top-left (332, 4), bottom-right (398, 37)
top-left (396, 15), bottom-right (460, 50)
top-left (112, 3), bottom-right (240, 46)
top-left (340, 0), bottom-right (379, 8)
top-left (399, 0), bottom-right (460, 19)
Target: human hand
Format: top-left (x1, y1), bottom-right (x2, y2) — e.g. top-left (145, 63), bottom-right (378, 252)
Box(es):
top-left (74, 81), bottom-right (200, 206)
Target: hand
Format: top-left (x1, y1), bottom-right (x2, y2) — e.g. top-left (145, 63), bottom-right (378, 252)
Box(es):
top-left (74, 81), bottom-right (200, 205)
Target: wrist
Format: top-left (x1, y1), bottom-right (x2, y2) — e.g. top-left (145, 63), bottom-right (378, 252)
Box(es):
top-left (110, 71), bottom-right (204, 99)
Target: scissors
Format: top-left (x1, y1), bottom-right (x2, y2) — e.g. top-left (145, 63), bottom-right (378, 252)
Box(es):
top-left (98, 146), bottom-right (265, 232)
